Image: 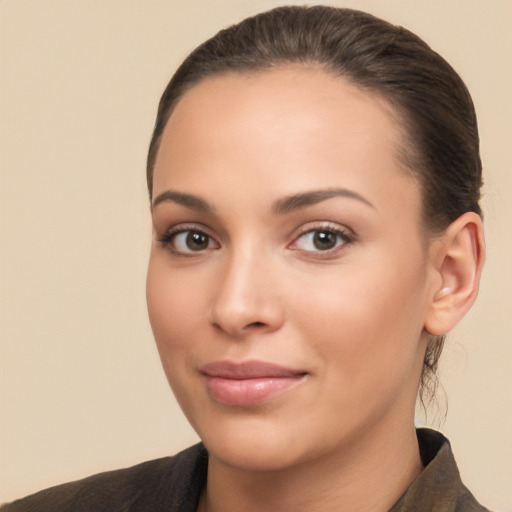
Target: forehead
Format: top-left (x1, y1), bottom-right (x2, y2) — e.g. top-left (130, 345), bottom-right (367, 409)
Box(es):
top-left (165, 65), bottom-right (402, 152)
top-left (153, 66), bottom-right (420, 217)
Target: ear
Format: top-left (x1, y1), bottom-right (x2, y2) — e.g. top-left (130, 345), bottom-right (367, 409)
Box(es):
top-left (424, 212), bottom-right (485, 336)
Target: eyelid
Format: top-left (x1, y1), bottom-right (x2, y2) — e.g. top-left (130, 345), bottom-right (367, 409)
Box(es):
top-left (157, 223), bottom-right (220, 255)
top-left (288, 221), bottom-right (355, 254)
top-left (293, 220), bottom-right (354, 236)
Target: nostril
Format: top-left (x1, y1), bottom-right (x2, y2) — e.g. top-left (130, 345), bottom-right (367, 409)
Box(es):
top-left (247, 321), bottom-right (266, 329)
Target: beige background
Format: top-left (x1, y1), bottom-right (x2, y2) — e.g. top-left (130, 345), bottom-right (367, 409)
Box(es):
top-left (0, 0), bottom-right (511, 509)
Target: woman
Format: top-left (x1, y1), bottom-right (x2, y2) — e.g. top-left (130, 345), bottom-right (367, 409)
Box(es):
top-left (2, 5), bottom-right (489, 511)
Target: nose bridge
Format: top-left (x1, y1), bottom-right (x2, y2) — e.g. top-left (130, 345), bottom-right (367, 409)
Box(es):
top-left (209, 240), bottom-right (283, 336)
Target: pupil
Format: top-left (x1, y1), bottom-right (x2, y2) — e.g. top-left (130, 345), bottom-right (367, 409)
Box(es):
top-left (187, 232), bottom-right (208, 250)
top-left (314, 231), bottom-right (336, 250)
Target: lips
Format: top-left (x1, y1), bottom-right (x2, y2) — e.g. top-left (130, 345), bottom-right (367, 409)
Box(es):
top-left (200, 360), bottom-right (307, 406)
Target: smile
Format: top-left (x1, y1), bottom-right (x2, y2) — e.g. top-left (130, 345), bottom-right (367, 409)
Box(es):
top-left (200, 360), bottom-right (307, 406)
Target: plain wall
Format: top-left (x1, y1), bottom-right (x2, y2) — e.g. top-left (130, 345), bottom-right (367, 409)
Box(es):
top-left (1, 0), bottom-right (511, 509)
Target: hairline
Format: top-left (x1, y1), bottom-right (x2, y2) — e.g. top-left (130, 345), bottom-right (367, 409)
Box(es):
top-left (147, 62), bottom-right (436, 236)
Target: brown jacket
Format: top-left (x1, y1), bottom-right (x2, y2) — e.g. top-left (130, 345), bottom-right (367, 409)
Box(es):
top-left (1, 429), bottom-right (490, 511)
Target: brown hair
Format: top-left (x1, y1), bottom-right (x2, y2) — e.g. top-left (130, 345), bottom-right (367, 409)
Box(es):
top-left (146, 5), bottom-right (483, 407)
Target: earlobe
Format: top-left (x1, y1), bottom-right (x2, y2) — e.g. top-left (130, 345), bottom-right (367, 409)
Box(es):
top-left (424, 212), bottom-right (485, 336)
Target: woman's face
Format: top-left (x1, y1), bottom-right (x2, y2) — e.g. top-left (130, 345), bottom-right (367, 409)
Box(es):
top-left (147, 67), bottom-right (435, 471)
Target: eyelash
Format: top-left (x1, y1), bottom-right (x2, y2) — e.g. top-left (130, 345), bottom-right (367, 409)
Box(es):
top-left (289, 223), bottom-right (354, 255)
top-left (158, 224), bottom-right (219, 257)
top-left (157, 222), bottom-right (354, 257)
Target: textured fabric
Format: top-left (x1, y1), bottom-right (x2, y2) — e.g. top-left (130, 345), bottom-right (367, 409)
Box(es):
top-left (389, 429), bottom-right (490, 512)
top-left (0, 444), bottom-right (208, 512)
top-left (1, 429), bottom-right (489, 511)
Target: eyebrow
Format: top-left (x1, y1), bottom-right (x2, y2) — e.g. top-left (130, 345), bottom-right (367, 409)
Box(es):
top-left (272, 188), bottom-right (375, 214)
top-left (152, 190), bottom-right (214, 213)
top-left (151, 187), bottom-right (375, 214)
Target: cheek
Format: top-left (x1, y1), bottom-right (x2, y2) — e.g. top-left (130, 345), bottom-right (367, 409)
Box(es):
top-left (146, 254), bottom-right (206, 351)
top-left (291, 251), bottom-right (428, 388)
top-left (146, 254), bottom-right (207, 411)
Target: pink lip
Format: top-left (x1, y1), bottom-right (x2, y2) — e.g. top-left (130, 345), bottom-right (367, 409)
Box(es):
top-left (200, 360), bottom-right (307, 406)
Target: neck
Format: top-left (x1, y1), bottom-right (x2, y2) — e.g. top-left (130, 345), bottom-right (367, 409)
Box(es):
top-left (198, 422), bottom-right (423, 512)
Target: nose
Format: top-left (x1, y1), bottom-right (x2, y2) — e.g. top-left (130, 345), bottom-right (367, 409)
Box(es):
top-left (208, 249), bottom-right (285, 338)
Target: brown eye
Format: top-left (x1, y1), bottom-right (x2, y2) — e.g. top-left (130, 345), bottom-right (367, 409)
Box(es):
top-left (312, 231), bottom-right (337, 250)
top-left (291, 227), bottom-right (352, 253)
top-left (186, 231), bottom-right (210, 251)
top-left (162, 229), bottom-right (219, 254)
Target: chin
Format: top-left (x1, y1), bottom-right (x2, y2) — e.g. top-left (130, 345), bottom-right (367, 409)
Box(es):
top-left (190, 414), bottom-right (291, 469)
top-left (193, 410), bottom-right (339, 473)
top-left (207, 436), bottom-right (305, 472)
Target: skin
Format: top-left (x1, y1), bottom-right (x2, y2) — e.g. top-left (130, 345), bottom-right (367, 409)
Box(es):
top-left (146, 67), bottom-right (484, 512)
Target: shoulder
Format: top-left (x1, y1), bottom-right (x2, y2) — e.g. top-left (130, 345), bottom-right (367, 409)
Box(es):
top-left (390, 429), bottom-right (491, 512)
top-left (1, 443), bottom-right (208, 512)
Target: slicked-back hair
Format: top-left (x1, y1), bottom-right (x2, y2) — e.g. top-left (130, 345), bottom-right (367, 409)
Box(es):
top-left (146, 5), bottom-right (483, 408)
